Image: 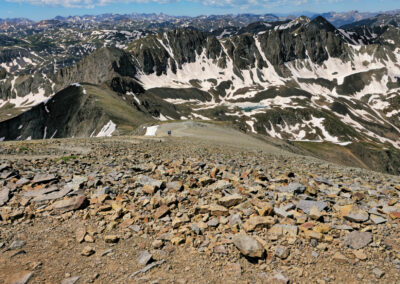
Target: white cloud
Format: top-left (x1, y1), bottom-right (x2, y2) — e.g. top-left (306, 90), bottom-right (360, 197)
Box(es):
top-left (201, 0), bottom-right (312, 8)
top-left (5, 0), bottom-right (313, 9)
top-left (6, 0), bottom-right (168, 8)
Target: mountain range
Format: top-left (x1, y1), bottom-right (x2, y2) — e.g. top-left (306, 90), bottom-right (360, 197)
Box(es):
top-left (1, 9), bottom-right (400, 29)
top-left (1, 12), bottom-right (400, 174)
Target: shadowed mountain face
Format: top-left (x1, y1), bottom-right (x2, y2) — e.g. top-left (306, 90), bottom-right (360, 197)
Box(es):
top-left (1, 14), bottom-right (400, 174)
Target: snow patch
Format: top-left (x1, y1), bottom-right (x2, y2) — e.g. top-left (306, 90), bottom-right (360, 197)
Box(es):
top-left (336, 141), bottom-right (352, 146)
top-left (192, 113), bottom-right (210, 120)
top-left (126, 92), bottom-right (140, 104)
top-left (246, 121), bottom-right (257, 133)
top-left (50, 130), bottom-right (57, 139)
top-left (96, 120), bottom-right (117, 137)
top-left (43, 126), bottom-right (47, 139)
top-left (145, 125), bottom-right (159, 136)
top-left (159, 113), bottom-right (169, 121)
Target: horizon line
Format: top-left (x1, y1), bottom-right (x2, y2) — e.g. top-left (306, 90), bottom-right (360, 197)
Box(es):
top-left (1, 9), bottom-right (399, 22)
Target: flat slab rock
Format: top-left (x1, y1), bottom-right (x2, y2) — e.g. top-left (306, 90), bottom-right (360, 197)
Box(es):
top-left (32, 174), bottom-right (57, 184)
top-left (344, 208), bottom-right (369, 223)
top-left (23, 186), bottom-right (59, 198)
top-left (129, 260), bottom-right (166, 279)
top-left (32, 187), bottom-right (72, 203)
top-left (0, 187), bottom-right (10, 206)
top-left (7, 240), bottom-right (26, 251)
top-left (297, 200), bottom-right (328, 215)
top-left (137, 250), bottom-right (153, 266)
top-left (16, 177), bottom-right (30, 187)
top-left (61, 276), bottom-right (80, 284)
top-left (344, 231), bottom-right (372, 249)
top-left (276, 182), bottom-right (306, 195)
top-left (0, 163), bottom-right (10, 172)
top-left (136, 175), bottom-right (165, 189)
top-left (52, 195), bottom-right (88, 212)
top-left (5, 270), bottom-right (33, 284)
top-left (218, 194), bottom-right (243, 207)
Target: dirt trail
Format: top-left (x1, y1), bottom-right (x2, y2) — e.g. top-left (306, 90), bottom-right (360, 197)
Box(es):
top-left (152, 121), bottom-right (285, 154)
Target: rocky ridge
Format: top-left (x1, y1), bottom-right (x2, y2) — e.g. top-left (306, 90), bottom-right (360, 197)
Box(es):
top-left (1, 15), bottom-right (400, 175)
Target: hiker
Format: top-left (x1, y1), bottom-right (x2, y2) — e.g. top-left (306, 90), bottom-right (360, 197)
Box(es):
top-left (168, 130), bottom-right (171, 136)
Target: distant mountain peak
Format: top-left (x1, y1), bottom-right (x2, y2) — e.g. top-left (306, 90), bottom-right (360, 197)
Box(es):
top-left (309, 16), bottom-right (337, 31)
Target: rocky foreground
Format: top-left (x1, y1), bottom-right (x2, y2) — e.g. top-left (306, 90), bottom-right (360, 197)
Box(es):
top-left (0, 136), bottom-right (400, 283)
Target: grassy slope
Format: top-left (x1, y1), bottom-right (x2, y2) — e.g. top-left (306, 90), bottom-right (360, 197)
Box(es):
top-left (293, 140), bottom-right (400, 175)
top-left (84, 84), bottom-right (154, 134)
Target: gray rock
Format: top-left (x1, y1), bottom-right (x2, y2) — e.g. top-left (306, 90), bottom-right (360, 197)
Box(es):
top-left (191, 223), bottom-right (202, 235)
top-left (344, 208), bottom-right (369, 223)
top-left (137, 250), bottom-right (153, 266)
top-left (7, 240), bottom-right (26, 251)
top-left (372, 268), bottom-right (384, 279)
top-left (0, 163), bottom-right (10, 172)
top-left (129, 224), bottom-right (141, 233)
top-left (129, 260), bottom-right (165, 279)
top-left (16, 177), bottom-right (30, 187)
top-left (274, 246), bottom-right (289, 259)
top-left (9, 271), bottom-right (33, 284)
top-left (274, 207), bottom-right (293, 218)
top-left (0, 188), bottom-right (10, 206)
top-left (218, 194), bottom-right (243, 207)
top-left (136, 175), bottom-right (165, 189)
top-left (232, 234), bottom-right (265, 258)
top-left (214, 245), bottom-right (227, 254)
top-left (277, 182), bottom-right (306, 195)
top-left (272, 272), bottom-right (290, 284)
top-left (370, 214), bottom-right (386, 224)
top-left (65, 175), bottom-right (87, 191)
top-left (207, 217), bottom-right (219, 227)
top-left (101, 249), bottom-right (114, 257)
top-left (93, 186), bottom-right (115, 196)
top-left (23, 185), bottom-right (59, 198)
top-left (52, 195), bottom-right (88, 212)
top-left (32, 173), bottom-right (57, 185)
top-left (297, 200), bottom-right (328, 214)
top-left (1, 171), bottom-right (16, 179)
top-left (334, 224), bottom-right (354, 230)
top-left (344, 231), bottom-right (372, 249)
top-left (61, 276), bottom-right (80, 284)
top-left (315, 176), bottom-right (332, 185)
top-left (242, 208), bottom-right (254, 216)
top-left (210, 180), bottom-right (232, 191)
top-left (229, 214), bottom-right (242, 227)
top-left (381, 205), bottom-right (399, 215)
top-left (166, 181), bottom-right (183, 191)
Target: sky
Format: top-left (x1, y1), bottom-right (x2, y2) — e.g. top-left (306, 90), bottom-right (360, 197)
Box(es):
top-left (0, 0), bottom-right (399, 21)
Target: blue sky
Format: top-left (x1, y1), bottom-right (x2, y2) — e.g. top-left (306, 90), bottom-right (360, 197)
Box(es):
top-left (0, 0), bottom-right (399, 21)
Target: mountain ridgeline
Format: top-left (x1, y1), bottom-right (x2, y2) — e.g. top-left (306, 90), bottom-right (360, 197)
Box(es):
top-left (1, 14), bottom-right (400, 174)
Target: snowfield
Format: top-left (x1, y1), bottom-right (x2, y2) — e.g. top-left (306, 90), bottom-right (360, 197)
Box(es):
top-left (145, 125), bottom-right (159, 136)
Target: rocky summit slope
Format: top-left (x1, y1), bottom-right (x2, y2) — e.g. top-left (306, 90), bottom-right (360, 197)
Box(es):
top-left (0, 134), bottom-right (400, 283)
